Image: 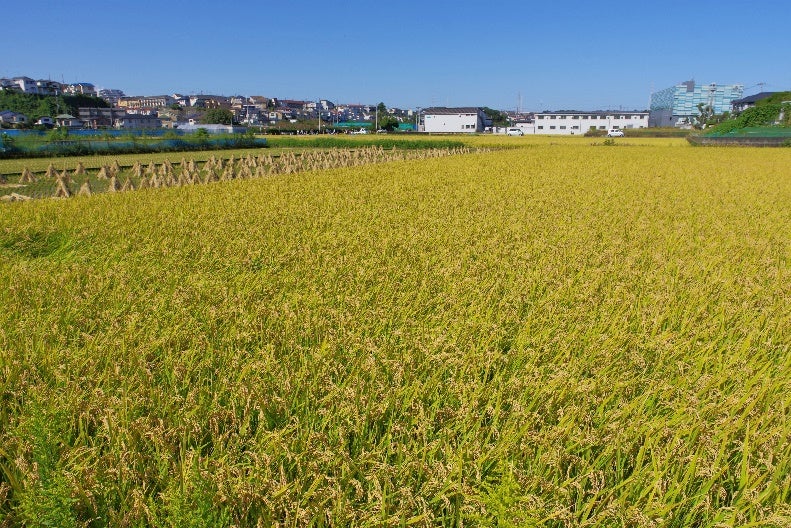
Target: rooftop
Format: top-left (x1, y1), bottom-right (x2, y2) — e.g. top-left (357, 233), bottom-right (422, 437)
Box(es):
top-left (536, 110), bottom-right (648, 115)
top-left (730, 92), bottom-right (777, 105)
top-left (422, 107), bottom-right (482, 115)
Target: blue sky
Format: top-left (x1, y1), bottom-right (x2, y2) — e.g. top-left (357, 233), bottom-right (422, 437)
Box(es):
top-left (3, 0), bottom-right (789, 111)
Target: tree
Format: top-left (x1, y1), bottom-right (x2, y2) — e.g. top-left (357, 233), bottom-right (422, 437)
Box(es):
top-left (482, 107), bottom-right (509, 127)
top-left (201, 108), bottom-right (234, 125)
top-left (375, 102), bottom-right (399, 131)
top-left (693, 103), bottom-right (714, 129)
top-left (692, 103), bottom-right (733, 129)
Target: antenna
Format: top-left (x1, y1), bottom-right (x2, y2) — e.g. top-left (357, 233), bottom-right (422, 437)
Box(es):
top-left (742, 82), bottom-right (766, 95)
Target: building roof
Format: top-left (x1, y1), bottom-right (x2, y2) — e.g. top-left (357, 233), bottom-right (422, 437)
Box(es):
top-left (422, 107), bottom-right (482, 115)
top-left (535, 110), bottom-right (648, 116)
top-left (730, 92), bottom-right (777, 105)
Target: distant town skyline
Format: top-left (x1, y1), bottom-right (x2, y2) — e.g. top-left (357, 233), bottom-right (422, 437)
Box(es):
top-left (3, 0), bottom-right (790, 111)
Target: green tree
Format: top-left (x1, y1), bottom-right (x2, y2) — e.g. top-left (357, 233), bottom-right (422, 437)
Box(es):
top-left (375, 102), bottom-right (399, 131)
top-left (482, 107), bottom-right (509, 127)
top-left (201, 108), bottom-right (234, 125)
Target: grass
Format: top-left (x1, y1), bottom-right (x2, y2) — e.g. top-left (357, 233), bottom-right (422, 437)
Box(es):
top-left (0, 138), bottom-right (789, 526)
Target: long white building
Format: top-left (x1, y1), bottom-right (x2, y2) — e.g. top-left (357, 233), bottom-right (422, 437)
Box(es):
top-left (534, 111), bottom-right (648, 135)
top-left (422, 107), bottom-right (487, 133)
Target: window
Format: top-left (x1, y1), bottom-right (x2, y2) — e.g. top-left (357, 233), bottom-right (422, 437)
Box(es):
top-left (549, 115), bottom-right (556, 119)
top-left (559, 126), bottom-right (566, 129)
top-left (550, 126), bottom-right (556, 129)
top-left (572, 125), bottom-right (579, 129)
top-left (599, 126), bottom-right (606, 130)
top-left (537, 125), bottom-right (544, 129)
top-left (572, 115), bottom-right (579, 119)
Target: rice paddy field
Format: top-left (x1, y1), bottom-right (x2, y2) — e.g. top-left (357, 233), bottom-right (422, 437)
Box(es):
top-left (0, 136), bottom-right (790, 526)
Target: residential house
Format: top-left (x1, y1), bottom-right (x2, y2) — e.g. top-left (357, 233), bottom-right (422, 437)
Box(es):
top-left (0, 110), bottom-right (28, 125)
top-left (55, 114), bottom-right (84, 128)
top-left (731, 92), bottom-right (778, 114)
top-left (8, 77), bottom-right (36, 93)
top-left (65, 83), bottom-right (97, 96)
top-left (1, 77), bottom-right (62, 95)
top-left (268, 110), bottom-right (294, 122)
top-left (114, 114), bottom-right (162, 129)
top-left (278, 99), bottom-right (311, 111)
top-left (249, 96), bottom-right (271, 110)
top-left (172, 94), bottom-right (190, 107)
top-left (188, 95), bottom-right (229, 109)
top-left (97, 88), bottom-right (126, 106)
top-left (236, 105), bottom-right (262, 124)
top-left (78, 107), bottom-right (129, 128)
top-left (37, 79), bottom-right (64, 95)
top-left (119, 95), bottom-right (176, 109)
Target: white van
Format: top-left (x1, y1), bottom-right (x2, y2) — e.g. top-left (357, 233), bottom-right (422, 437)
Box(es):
top-left (506, 127), bottom-right (524, 136)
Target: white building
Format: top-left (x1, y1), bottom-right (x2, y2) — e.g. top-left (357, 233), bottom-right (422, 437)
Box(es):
top-left (0, 77), bottom-right (62, 95)
top-left (422, 107), bottom-right (487, 133)
top-left (98, 88), bottom-right (126, 106)
top-left (114, 115), bottom-right (162, 129)
top-left (65, 83), bottom-right (97, 96)
top-left (534, 111), bottom-right (648, 135)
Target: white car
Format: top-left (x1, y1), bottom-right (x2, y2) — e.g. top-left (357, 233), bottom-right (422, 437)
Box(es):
top-left (350, 128), bottom-right (369, 135)
top-left (606, 129), bottom-right (624, 137)
top-left (506, 127), bottom-right (524, 136)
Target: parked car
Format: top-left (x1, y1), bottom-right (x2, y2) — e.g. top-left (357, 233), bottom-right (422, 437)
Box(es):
top-left (506, 127), bottom-right (524, 136)
top-left (606, 129), bottom-right (624, 137)
top-left (350, 128), bottom-right (369, 135)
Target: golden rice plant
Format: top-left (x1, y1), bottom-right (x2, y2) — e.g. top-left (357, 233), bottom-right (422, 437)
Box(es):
top-left (0, 140), bottom-right (788, 526)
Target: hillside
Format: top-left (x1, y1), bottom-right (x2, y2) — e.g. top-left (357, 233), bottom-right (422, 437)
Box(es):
top-left (705, 91), bottom-right (791, 136)
top-left (0, 91), bottom-right (108, 123)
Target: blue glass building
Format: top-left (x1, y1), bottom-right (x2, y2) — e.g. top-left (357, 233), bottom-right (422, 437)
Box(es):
top-left (649, 80), bottom-right (743, 127)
